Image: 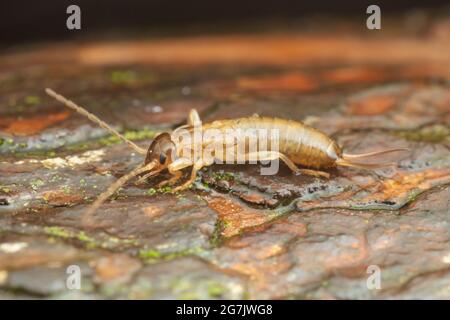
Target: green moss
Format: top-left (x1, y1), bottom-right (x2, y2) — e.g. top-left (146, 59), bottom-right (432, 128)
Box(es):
top-left (209, 220), bottom-right (225, 247)
top-left (147, 185), bottom-right (174, 196)
top-left (44, 226), bottom-right (70, 239)
top-left (122, 129), bottom-right (157, 141)
top-left (110, 70), bottom-right (137, 85)
top-left (138, 249), bottom-right (163, 259)
top-left (206, 282), bottom-right (226, 298)
top-left (61, 185), bottom-right (72, 195)
top-left (212, 171), bottom-right (234, 181)
top-left (0, 185), bottom-right (12, 194)
top-left (67, 128), bottom-right (157, 152)
top-left (406, 189), bottom-right (423, 204)
top-left (75, 231), bottom-right (97, 248)
top-left (44, 226), bottom-right (98, 248)
top-left (138, 247), bottom-right (204, 264)
top-left (396, 124), bottom-right (450, 143)
top-left (2, 128), bottom-right (157, 158)
top-left (25, 95), bottom-right (41, 105)
top-left (30, 178), bottom-right (45, 191)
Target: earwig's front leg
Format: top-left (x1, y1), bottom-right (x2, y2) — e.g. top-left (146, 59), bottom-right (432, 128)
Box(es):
top-left (135, 169), bottom-right (161, 185)
top-left (156, 168), bottom-right (183, 187)
top-left (153, 157), bottom-right (194, 190)
top-left (171, 161), bottom-right (205, 192)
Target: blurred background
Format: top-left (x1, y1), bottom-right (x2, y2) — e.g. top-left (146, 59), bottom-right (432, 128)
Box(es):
top-left (1, 0), bottom-right (450, 48)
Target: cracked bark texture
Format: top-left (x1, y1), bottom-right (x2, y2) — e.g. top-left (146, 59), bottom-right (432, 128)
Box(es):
top-left (0, 13), bottom-right (449, 299)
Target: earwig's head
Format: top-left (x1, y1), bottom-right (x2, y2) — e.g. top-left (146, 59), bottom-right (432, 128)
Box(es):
top-left (144, 132), bottom-right (176, 169)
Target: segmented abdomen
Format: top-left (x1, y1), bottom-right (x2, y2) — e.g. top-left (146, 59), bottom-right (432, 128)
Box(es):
top-left (200, 116), bottom-right (341, 169)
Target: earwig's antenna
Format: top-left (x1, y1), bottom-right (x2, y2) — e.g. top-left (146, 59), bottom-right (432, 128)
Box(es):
top-left (81, 160), bottom-right (158, 227)
top-left (45, 88), bottom-right (147, 155)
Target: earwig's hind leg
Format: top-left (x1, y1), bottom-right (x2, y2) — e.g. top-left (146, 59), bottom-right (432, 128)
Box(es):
top-left (188, 109), bottom-right (202, 126)
top-left (246, 151), bottom-right (330, 179)
top-left (45, 88), bottom-right (147, 155)
top-left (296, 168), bottom-right (330, 178)
top-left (275, 153), bottom-right (330, 178)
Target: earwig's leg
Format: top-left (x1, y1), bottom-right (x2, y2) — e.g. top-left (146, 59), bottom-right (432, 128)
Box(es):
top-left (153, 157), bottom-right (193, 188)
top-left (246, 151), bottom-right (330, 179)
top-left (276, 153), bottom-right (330, 178)
top-left (296, 168), bottom-right (330, 178)
top-left (172, 161), bottom-right (205, 192)
top-left (157, 171), bottom-right (183, 188)
top-left (45, 88), bottom-right (147, 155)
top-left (188, 109), bottom-right (202, 126)
top-left (134, 168), bottom-right (164, 185)
top-left (167, 157), bottom-right (194, 172)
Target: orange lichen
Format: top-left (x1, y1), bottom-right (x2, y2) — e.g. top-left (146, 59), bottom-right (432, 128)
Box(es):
top-left (41, 190), bottom-right (83, 206)
top-left (93, 254), bottom-right (141, 282)
top-left (142, 205), bottom-right (165, 219)
top-left (363, 169), bottom-right (450, 204)
top-left (207, 196), bottom-right (268, 238)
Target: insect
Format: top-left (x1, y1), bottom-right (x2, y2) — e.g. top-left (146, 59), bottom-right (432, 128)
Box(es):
top-left (45, 88), bottom-right (407, 221)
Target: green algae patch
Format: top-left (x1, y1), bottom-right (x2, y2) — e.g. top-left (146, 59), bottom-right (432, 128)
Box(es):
top-left (212, 171), bottom-right (235, 182)
top-left (67, 128), bottom-right (157, 152)
top-left (138, 247), bottom-right (204, 264)
top-left (206, 281), bottom-right (227, 298)
top-left (44, 226), bottom-right (71, 239)
top-left (147, 186), bottom-right (174, 196)
top-left (30, 178), bottom-right (45, 191)
top-left (44, 226), bottom-right (96, 248)
top-left (396, 124), bottom-right (450, 143)
top-left (0, 185), bottom-right (13, 194)
top-left (43, 226), bottom-right (139, 249)
top-left (110, 70), bottom-right (138, 85)
top-left (24, 95), bottom-right (41, 105)
top-left (209, 220), bottom-right (225, 247)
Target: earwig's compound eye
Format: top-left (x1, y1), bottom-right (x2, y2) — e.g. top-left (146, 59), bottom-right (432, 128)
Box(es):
top-left (159, 153), bottom-right (167, 164)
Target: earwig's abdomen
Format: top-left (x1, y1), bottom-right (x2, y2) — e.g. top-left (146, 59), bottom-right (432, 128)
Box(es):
top-left (201, 116), bottom-right (342, 169)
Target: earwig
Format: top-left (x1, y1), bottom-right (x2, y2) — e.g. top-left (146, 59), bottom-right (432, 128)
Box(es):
top-left (45, 88), bottom-right (408, 223)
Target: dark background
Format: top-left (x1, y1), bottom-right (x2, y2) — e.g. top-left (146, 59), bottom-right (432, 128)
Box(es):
top-left (1, 0), bottom-right (449, 48)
